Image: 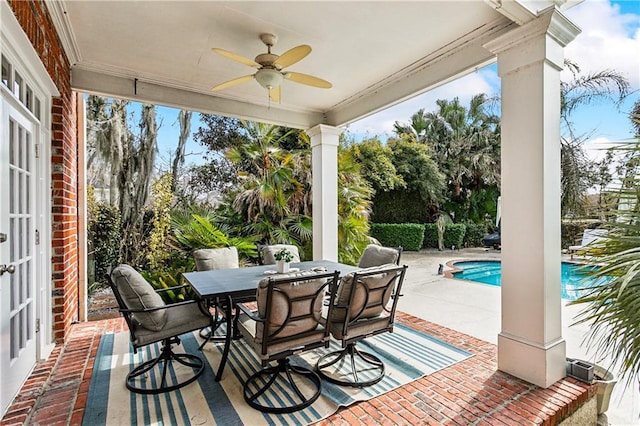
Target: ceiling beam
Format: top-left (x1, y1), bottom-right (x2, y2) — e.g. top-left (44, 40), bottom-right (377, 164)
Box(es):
top-left (71, 68), bottom-right (326, 129)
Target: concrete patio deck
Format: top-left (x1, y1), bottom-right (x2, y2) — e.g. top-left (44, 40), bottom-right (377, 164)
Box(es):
top-left (2, 248), bottom-right (636, 425)
top-left (399, 248), bottom-right (639, 425)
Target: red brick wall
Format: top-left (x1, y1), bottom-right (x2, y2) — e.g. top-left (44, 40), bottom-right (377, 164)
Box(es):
top-left (7, 1), bottom-right (78, 342)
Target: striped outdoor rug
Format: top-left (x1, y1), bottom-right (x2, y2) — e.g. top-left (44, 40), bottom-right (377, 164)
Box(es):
top-left (83, 323), bottom-right (471, 425)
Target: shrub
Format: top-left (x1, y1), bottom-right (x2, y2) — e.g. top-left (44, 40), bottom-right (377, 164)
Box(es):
top-left (89, 203), bottom-right (121, 287)
top-left (443, 223), bottom-right (466, 249)
top-left (423, 223), bottom-right (469, 249)
top-left (423, 224), bottom-right (439, 248)
top-left (147, 173), bottom-right (173, 269)
top-left (370, 223), bottom-right (425, 251)
top-left (463, 222), bottom-right (487, 247)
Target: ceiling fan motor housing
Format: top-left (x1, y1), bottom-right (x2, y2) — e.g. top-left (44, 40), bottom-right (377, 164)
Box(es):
top-left (254, 53), bottom-right (280, 69)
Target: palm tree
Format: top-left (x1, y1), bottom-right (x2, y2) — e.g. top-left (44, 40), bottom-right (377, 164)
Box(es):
top-left (225, 121), bottom-right (313, 248)
top-left (395, 94), bottom-right (500, 222)
top-left (392, 108), bottom-right (432, 143)
top-left (569, 164), bottom-right (640, 387)
top-left (560, 60), bottom-right (630, 217)
top-left (569, 107), bottom-right (640, 387)
top-left (337, 147), bottom-right (375, 264)
top-left (191, 117), bottom-right (375, 262)
top-left (561, 136), bottom-right (593, 217)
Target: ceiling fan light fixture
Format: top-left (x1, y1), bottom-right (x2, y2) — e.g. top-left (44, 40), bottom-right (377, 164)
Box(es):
top-left (255, 68), bottom-right (283, 89)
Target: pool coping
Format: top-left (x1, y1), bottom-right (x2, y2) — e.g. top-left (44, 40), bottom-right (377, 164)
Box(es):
top-left (443, 258), bottom-right (499, 279)
top-left (444, 257), bottom-right (593, 279)
top-left (443, 258), bottom-right (598, 300)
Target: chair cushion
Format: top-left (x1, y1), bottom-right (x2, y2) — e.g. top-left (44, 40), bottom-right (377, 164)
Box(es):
top-left (255, 269), bottom-right (326, 342)
top-left (358, 244), bottom-right (400, 268)
top-left (237, 314), bottom-right (328, 360)
top-left (131, 301), bottom-right (212, 347)
top-left (331, 263), bottom-right (397, 323)
top-left (329, 314), bottom-right (390, 340)
top-left (260, 244), bottom-right (301, 265)
top-left (193, 247), bottom-right (239, 271)
top-left (111, 264), bottom-right (167, 331)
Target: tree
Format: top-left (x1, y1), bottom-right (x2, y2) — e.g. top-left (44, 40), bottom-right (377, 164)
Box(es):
top-left (85, 96), bottom-right (110, 191)
top-left (86, 97), bottom-right (160, 264)
top-left (171, 109), bottom-right (192, 193)
top-left (346, 136), bottom-right (403, 194)
top-left (569, 110), bottom-right (640, 387)
top-left (561, 136), bottom-right (594, 218)
top-left (118, 104), bottom-right (158, 263)
top-left (560, 60), bottom-right (630, 217)
top-left (632, 100), bottom-right (640, 136)
top-left (147, 173), bottom-right (173, 269)
top-left (337, 146), bottom-right (375, 264)
top-left (85, 96), bottom-right (129, 206)
top-left (229, 122), bottom-right (310, 218)
top-left (207, 120), bottom-right (313, 251)
top-left (392, 108), bottom-right (433, 143)
top-left (369, 136), bottom-right (446, 223)
top-left (187, 115), bottom-right (246, 197)
top-left (388, 136), bottom-right (446, 206)
top-left (394, 94), bottom-right (501, 223)
top-left (189, 117), bottom-right (375, 262)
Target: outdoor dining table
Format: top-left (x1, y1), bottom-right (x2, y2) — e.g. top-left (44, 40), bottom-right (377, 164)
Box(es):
top-left (182, 259), bottom-right (360, 381)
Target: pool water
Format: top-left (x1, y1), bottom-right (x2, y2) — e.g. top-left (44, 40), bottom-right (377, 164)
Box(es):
top-left (451, 261), bottom-right (603, 301)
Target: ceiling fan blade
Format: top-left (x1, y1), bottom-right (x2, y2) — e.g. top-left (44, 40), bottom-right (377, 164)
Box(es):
top-left (285, 72), bottom-right (332, 89)
top-left (211, 48), bottom-right (260, 68)
top-left (274, 45), bottom-right (311, 68)
top-left (269, 86), bottom-right (281, 103)
top-left (212, 74), bottom-right (254, 91)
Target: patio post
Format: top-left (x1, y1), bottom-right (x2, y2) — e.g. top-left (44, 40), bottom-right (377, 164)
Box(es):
top-left (306, 125), bottom-right (343, 261)
top-left (484, 7), bottom-right (580, 388)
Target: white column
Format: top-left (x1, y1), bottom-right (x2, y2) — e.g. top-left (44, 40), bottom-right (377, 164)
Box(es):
top-left (306, 125), bottom-right (343, 261)
top-left (484, 8), bottom-right (580, 388)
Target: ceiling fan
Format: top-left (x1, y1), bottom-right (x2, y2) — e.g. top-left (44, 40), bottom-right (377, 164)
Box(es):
top-left (211, 33), bottom-right (332, 102)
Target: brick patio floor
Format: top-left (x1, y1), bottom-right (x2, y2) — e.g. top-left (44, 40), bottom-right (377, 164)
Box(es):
top-left (1, 312), bottom-right (594, 426)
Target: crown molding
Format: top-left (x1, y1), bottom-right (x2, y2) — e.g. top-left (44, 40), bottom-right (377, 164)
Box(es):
top-left (45, 1), bottom-right (81, 65)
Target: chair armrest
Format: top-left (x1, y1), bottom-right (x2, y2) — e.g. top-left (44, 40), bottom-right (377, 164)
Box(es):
top-left (235, 302), bottom-right (264, 323)
top-left (119, 299), bottom-right (200, 314)
top-left (155, 284), bottom-right (190, 293)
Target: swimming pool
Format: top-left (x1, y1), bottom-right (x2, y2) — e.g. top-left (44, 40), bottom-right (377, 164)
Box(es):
top-left (451, 260), bottom-right (602, 301)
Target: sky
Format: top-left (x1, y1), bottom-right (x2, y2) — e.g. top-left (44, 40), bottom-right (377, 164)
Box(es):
top-left (150, 0), bottom-right (639, 169)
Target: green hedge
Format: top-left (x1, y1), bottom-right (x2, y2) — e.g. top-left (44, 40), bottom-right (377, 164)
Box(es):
top-left (443, 223), bottom-right (466, 249)
top-left (370, 223), bottom-right (425, 251)
top-left (463, 222), bottom-right (487, 247)
top-left (422, 223), bottom-right (467, 249)
top-left (372, 190), bottom-right (431, 224)
top-left (416, 219), bottom-right (607, 250)
top-left (423, 224), bottom-right (438, 248)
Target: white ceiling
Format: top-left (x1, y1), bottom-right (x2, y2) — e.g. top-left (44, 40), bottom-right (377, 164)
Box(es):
top-left (46, 1), bottom-right (575, 129)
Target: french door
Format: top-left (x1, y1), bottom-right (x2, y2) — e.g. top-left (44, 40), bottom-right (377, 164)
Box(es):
top-left (1, 3), bottom-right (57, 416)
top-left (0, 96), bottom-right (37, 415)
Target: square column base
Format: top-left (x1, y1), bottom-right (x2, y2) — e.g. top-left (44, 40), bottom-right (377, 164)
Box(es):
top-left (498, 333), bottom-right (566, 388)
